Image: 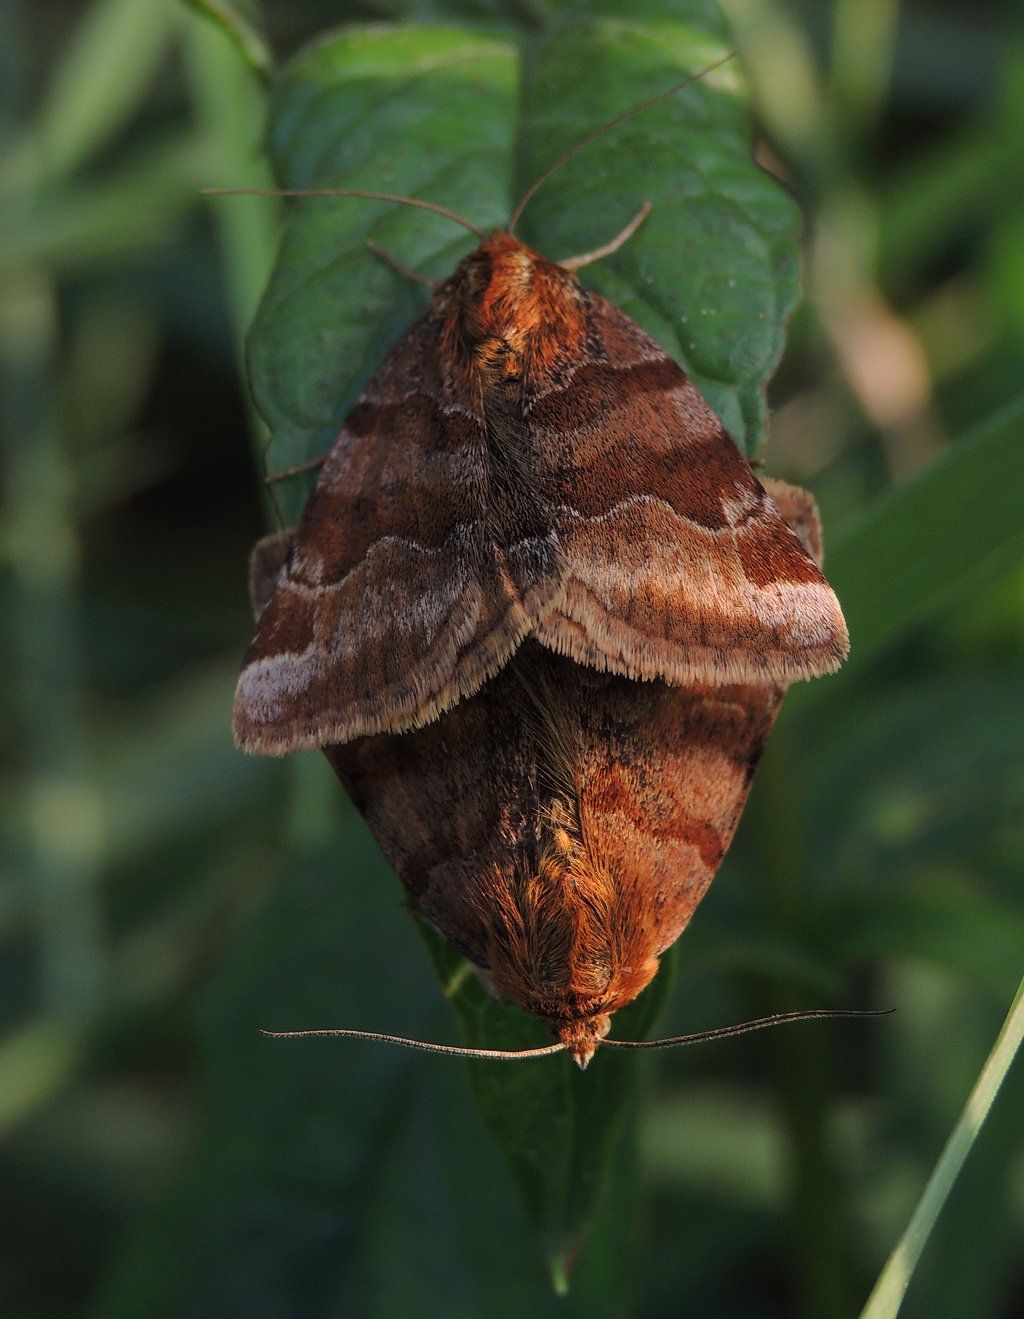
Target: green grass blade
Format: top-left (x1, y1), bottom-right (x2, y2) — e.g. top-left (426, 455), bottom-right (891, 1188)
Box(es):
top-left (179, 0), bottom-right (273, 79)
top-left (4, 134), bottom-right (210, 272)
top-left (0, 270), bottom-right (107, 1018)
top-left (33, 0), bottom-right (174, 183)
top-left (792, 395), bottom-right (1024, 708)
top-left (834, 395), bottom-right (1024, 664)
top-left (859, 975), bottom-right (1024, 1319)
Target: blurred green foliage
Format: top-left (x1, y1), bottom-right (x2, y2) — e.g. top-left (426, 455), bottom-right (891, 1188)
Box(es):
top-left (0, 1), bottom-right (1022, 1317)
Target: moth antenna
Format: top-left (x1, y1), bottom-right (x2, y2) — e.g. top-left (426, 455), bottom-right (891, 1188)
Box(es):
top-left (202, 188), bottom-right (484, 237)
top-left (507, 51), bottom-right (736, 236)
top-left (260, 1009), bottom-right (890, 1059)
top-left (264, 454), bottom-right (326, 486)
top-left (261, 455), bottom-right (288, 530)
top-left (260, 1026), bottom-right (566, 1060)
top-left (601, 1007), bottom-right (894, 1050)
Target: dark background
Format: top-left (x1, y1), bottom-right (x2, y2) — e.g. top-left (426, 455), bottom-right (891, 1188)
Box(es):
top-left (1, 1), bottom-right (1022, 1315)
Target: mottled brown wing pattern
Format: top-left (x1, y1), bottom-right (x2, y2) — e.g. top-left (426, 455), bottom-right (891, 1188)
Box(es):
top-left (325, 666), bottom-right (544, 972)
top-left (233, 313), bottom-right (560, 754)
top-left (529, 292), bottom-right (848, 686)
top-left (234, 235), bottom-right (847, 759)
top-left (322, 648), bottom-right (783, 1036)
top-left (244, 523), bottom-right (501, 961)
top-left (574, 673), bottom-right (783, 962)
top-left (249, 479), bottom-right (828, 1046)
top-left (565, 477), bottom-right (822, 966)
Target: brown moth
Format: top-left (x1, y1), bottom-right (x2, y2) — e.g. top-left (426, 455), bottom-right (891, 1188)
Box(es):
top-left (231, 161), bottom-right (847, 754)
top-left (249, 479), bottom-right (825, 1067)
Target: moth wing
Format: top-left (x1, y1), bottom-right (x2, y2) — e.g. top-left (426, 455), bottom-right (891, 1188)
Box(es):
top-left (248, 528), bottom-right (293, 621)
top-left (249, 523), bottom-right (520, 969)
top-left (757, 477), bottom-right (826, 571)
top-left (529, 295), bottom-right (848, 685)
top-left (324, 668), bottom-right (536, 974)
top-left (234, 314), bottom-right (558, 754)
top-left (579, 676), bottom-right (782, 962)
top-left (575, 480), bottom-right (824, 958)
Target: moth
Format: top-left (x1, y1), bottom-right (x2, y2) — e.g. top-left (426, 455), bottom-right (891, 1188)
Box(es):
top-left (229, 76), bottom-right (848, 757)
top-left (249, 481), bottom-right (828, 1066)
top-left (228, 65), bottom-right (853, 1063)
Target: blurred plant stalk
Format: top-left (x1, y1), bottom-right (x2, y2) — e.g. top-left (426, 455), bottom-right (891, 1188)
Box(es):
top-left (184, 13), bottom-right (277, 359)
top-left (1, 0), bottom-right (185, 1130)
top-left (1, 263), bottom-right (107, 1020)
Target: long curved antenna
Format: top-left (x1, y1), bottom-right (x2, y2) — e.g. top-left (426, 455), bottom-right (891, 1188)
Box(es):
top-left (261, 1008), bottom-right (891, 1060)
top-left (260, 1027), bottom-right (565, 1060)
top-left (559, 201), bottom-right (652, 272)
top-left (202, 187), bottom-right (484, 237)
top-left (508, 51), bottom-right (736, 236)
top-left (601, 1007), bottom-right (894, 1050)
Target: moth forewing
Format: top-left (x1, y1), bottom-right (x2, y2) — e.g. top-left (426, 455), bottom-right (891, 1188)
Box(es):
top-left (234, 233), bottom-right (846, 755)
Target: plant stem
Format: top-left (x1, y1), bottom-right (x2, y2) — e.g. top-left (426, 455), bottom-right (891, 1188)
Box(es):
top-left (830, 0), bottom-right (901, 140)
top-left (859, 974), bottom-right (1024, 1318)
top-left (184, 8), bottom-right (279, 542)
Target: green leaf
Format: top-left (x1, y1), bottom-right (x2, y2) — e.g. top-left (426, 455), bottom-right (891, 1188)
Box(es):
top-left (420, 924), bottom-right (673, 1294)
top-left (516, 17), bottom-right (799, 451)
top-left (30, 0), bottom-right (175, 184)
top-left (248, 14), bottom-right (798, 525)
top-left (179, 0), bottom-right (273, 78)
top-left (248, 25), bottom-right (518, 522)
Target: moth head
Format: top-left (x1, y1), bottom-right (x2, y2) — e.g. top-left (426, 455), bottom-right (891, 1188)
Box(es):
top-left (470, 970), bottom-right (663, 1068)
top-left (543, 957), bottom-right (660, 1067)
top-left (448, 232), bottom-right (586, 377)
top-left (475, 968), bottom-right (662, 1069)
top-left (542, 953), bottom-right (662, 1068)
top-left (553, 1014), bottom-right (611, 1069)
top-left (472, 858), bottom-right (665, 1067)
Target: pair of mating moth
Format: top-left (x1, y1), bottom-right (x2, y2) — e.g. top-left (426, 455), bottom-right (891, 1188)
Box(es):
top-left (232, 87), bottom-right (849, 1068)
